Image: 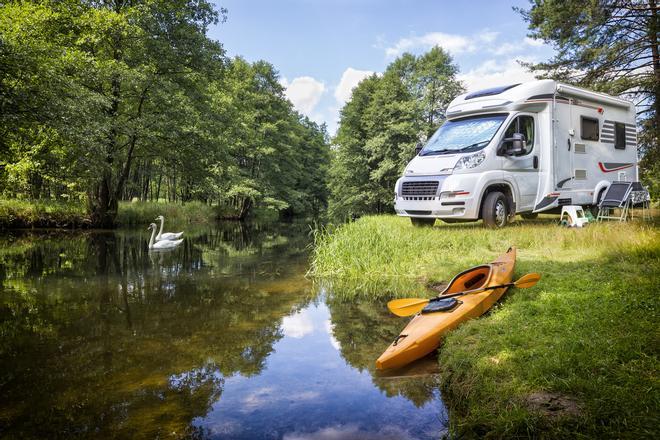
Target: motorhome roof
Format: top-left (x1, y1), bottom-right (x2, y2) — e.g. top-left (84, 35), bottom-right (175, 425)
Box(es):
top-left (446, 79), bottom-right (633, 118)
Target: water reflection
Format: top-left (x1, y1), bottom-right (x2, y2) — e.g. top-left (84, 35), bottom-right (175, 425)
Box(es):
top-left (0, 223), bottom-right (446, 439)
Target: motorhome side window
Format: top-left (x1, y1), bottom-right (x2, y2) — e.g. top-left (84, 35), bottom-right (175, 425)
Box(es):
top-left (581, 116), bottom-right (599, 141)
top-left (503, 115), bottom-right (534, 154)
top-left (614, 122), bottom-right (626, 149)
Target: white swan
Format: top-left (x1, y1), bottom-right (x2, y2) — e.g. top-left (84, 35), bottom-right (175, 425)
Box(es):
top-left (154, 215), bottom-right (184, 241)
top-left (148, 223), bottom-right (183, 250)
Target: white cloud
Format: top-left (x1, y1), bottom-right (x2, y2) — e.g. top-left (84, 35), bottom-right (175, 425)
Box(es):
top-left (524, 36), bottom-right (545, 47)
top-left (283, 425), bottom-right (416, 440)
top-left (334, 67), bottom-right (374, 104)
top-left (281, 76), bottom-right (326, 115)
top-left (281, 310), bottom-right (314, 339)
top-left (324, 319), bottom-right (341, 350)
top-left (492, 42), bottom-right (520, 56)
top-left (385, 32), bottom-right (473, 57)
top-left (458, 58), bottom-right (538, 92)
top-left (476, 30), bottom-right (499, 44)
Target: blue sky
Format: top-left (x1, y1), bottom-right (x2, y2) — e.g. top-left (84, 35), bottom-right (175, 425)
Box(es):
top-left (208, 0), bottom-right (556, 133)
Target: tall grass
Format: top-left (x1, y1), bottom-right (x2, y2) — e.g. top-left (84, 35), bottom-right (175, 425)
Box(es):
top-left (0, 199), bottom-right (216, 228)
top-left (0, 199), bottom-right (88, 228)
top-left (310, 215), bottom-right (659, 438)
top-left (116, 201), bottom-right (215, 226)
top-left (309, 215), bottom-right (658, 300)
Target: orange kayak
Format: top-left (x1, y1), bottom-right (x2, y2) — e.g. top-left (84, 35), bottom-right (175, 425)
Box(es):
top-left (376, 247), bottom-right (516, 370)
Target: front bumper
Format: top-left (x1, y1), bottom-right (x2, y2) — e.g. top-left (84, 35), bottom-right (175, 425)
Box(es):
top-left (394, 175), bottom-right (479, 219)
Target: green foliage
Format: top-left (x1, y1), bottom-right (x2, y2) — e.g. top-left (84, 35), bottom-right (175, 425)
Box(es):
top-left (328, 47), bottom-right (463, 219)
top-left (0, 199), bottom-right (88, 228)
top-left (311, 214), bottom-right (659, 438)
top-left (517, 0), bottom-right (659, 197)
top-left (0, 1), bottom-right (330, 227)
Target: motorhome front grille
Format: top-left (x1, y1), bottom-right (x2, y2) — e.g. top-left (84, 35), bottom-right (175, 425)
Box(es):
top-left (403, 196), bottom-right (435, 201)
top-left (401, 181), bottom-right (439, 196)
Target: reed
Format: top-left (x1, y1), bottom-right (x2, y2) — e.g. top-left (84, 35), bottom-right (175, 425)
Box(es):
top-left (0, 199), bottom-right (88, 228)
top-left (116, 201), bottom-right (216, 226)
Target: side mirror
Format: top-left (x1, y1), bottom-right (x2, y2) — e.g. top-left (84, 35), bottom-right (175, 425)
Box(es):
top-left (415, 142), bottom-right (423, 155)
top-left (498, 133), bottom-right (526, 156)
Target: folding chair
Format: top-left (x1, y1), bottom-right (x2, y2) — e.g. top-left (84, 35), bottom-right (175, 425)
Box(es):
top-left (629, 182), bottom-right (651, 221)
top-left (597, 181), bottom-right (633, 222)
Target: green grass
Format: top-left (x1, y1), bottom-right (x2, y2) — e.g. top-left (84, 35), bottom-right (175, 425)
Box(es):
top-left (310, 215), bottom-right (659, 438)
top-left (0, 199), bottom-right (217, 228)
top-left (116, 200), bottom-right (216, 226)
top-left (0, 199), bottom-right (88, 228)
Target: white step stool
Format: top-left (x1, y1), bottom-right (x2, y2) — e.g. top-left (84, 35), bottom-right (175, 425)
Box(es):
top-left (560, 206), bottom-right (589, 227)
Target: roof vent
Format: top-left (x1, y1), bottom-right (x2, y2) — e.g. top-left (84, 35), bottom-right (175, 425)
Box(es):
top-left (465, 83), bottom-right (521, 100)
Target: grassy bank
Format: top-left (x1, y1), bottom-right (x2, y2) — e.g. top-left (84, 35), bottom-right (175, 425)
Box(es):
top-left (116, 201), bottom-right (215, 226)
top-left (0, 199), bottom-right (216, 228)
top-left (0, 199), bottom-right (88, 228)
top-left (310, 215), bottom-right (659, 438)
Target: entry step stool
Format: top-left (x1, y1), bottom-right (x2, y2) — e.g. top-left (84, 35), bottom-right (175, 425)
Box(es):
top-left (560, 205), bottom-right (589, 227)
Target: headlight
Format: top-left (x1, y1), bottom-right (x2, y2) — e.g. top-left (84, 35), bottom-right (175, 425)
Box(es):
top-left (454, 151), bottom-right (486, 170)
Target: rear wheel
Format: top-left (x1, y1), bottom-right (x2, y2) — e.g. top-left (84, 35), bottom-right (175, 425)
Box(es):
top-left (410, 217), bottom-right (435, 227)
top-left (521, 212), bottom-right (538, 220)
top-left (482, 191), bottom-right (508, 228)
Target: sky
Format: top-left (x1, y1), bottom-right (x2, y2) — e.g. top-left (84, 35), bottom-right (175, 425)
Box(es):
top-left (208, 0), bottom-right (556, 134)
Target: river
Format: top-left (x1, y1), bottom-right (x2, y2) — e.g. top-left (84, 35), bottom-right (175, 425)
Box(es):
top-left (0, 222), bottom-right (447, 439)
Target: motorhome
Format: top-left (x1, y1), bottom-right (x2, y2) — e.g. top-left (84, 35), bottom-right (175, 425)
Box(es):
top-left (394, 79), bottom-right (638, 227)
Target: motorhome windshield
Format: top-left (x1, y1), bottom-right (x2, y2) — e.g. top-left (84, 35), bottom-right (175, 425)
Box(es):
top-left (420, 114), bottom-right (507, 155)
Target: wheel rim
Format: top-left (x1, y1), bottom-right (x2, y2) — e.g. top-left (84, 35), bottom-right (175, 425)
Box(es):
top-left (495, 200), bottom-right (506, 226)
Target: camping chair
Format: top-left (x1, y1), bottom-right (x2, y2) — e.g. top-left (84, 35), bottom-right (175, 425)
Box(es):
top-left (597, 181), bottom-right (634, 222)
top-left (629, 182), bottom-right (651, 221)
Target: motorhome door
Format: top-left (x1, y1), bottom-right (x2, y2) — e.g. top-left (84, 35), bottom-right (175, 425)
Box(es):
top-left (501, 113), bottom-right (539, 210)
top-left (553, 96), bottom-right (574, 190)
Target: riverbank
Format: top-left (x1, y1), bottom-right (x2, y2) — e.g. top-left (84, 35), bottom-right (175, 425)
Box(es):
top-left (0, 199), bottom-right (216, 229)
top-left (310, 215), bottom-right (659, 438)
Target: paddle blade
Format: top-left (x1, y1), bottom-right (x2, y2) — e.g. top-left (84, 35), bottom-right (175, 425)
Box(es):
top-left (513, 273), bottom-right (541, 288)
top-left (387, 298), bottom-right (430, 317)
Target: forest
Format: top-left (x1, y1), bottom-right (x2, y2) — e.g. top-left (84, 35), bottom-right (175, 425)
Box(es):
top-left (1, 0), bottom-right (658, 227)
top-left (0, 0), bottom-right (330, 227)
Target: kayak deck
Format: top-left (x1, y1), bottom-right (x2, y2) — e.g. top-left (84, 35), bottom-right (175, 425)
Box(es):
top-left (376, 247), bottom-right (516, 370)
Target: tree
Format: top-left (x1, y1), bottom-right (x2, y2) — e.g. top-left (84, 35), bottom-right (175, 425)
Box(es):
top-left (329, 47), bottom-right (464, 219)
top-left (0, 1), bottom-right (331, 223)
top-left (517, 0), bottom-right (659, 195)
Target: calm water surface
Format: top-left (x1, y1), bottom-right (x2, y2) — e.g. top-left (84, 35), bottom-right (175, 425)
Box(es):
top-left (0, 222), bottom-right (446, 439)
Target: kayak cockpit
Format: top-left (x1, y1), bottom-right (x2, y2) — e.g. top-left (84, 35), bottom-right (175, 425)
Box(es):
top-left (439, 265), bottom-right (492, 295)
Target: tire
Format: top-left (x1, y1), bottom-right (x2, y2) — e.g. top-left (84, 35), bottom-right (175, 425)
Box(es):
top-left (410, 217), bottom-right (435, 227)
top-left (482, 191), bottom-right (508, 228)
top-left (521, 212), bottom-right (538, 220)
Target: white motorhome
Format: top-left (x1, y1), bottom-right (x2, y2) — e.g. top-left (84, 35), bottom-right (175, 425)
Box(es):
top-left (394, 79), bottom-right (638, 227)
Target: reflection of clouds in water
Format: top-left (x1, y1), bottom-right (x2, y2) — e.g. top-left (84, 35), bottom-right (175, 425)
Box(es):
top-left (242, 386), bottom-right (276, 410)
top-left (283, 424), bottom-right (416, 440)
top-left (324, 319), bottom-right (341, 351)
top-left (206, 419), bottom-right (241, 436)
top-left (241, 386), bottom-right (321, 413)
top-left (282, 309), bottom-right (315, 338)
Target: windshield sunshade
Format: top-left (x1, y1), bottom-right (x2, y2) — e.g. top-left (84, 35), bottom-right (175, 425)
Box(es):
top-left (420, 114), bottom-right (507, 156)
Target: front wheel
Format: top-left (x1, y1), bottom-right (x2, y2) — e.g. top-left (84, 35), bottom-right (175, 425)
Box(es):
top-left (411, 217), bottom-right (435, 227)
top-left (482, 191), bottom-right (508, 228)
